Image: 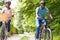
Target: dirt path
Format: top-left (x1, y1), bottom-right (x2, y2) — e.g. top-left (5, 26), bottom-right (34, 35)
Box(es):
top-left (28, 36), bottom-right (35, 40)
top-left (7, 34), bottom-right (24, 40)
top-left (24, 32), bottom-right (35, 40)
top-left (7, 33), bottom-right (35, 40)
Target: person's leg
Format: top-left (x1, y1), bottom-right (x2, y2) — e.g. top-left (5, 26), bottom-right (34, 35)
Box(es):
top-left (36, 18), bottom-right (41, 40)
top-left (6, 20), bottom-right (11, 32)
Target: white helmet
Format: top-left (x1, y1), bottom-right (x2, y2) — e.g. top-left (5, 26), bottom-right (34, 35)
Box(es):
top-left (40, 0), bottom-right (46, 4)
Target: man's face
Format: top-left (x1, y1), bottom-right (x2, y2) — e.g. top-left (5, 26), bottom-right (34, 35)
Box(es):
top-left (40, 3), bottom-right (45, 8)
top-left (6, 3), bottom-right (10, 8)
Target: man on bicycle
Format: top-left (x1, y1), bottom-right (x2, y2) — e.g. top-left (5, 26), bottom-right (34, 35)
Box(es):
top-left (2, 1), bottom-right (14, 33)
top-left (35, 1), bottom-right (53, 40)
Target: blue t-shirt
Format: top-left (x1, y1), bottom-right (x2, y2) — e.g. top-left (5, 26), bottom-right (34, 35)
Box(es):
top-left (36, 6), bottom-right (49, 18)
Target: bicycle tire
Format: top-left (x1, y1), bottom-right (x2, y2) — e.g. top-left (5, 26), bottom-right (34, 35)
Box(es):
top-left (43, 28), bottom-right (53, 40)
top-left (1, 23), bottom-right (7, 40)
top-left (39, 26), bottom-right (53, 40)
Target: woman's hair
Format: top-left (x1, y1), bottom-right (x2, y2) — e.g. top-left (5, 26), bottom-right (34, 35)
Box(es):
top-left (6, 1), bottom-right (11, 5)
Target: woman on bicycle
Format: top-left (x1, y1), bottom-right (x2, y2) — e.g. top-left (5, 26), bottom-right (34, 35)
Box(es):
top-left (2, 1), bottom-right (14, 33)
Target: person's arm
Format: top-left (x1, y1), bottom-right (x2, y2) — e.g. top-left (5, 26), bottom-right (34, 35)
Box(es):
top-left (46, 8), bottom-right (53, 20)
top-left (11, 9), bottom-right (14, 17)
top-left (36, 7), bottom-right (43, 19)
top-left (48, 12), bottom-right (53, 20)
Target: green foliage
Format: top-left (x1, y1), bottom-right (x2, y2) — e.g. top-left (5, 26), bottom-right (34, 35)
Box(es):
top-left (53, 36), bottom-right (60, 40)
top-left (19, 0), bottom-right (60, 35)
top-left (0, 0), bottom-right (5, 6)
top-left (0, 0), bottom-right (5, 12)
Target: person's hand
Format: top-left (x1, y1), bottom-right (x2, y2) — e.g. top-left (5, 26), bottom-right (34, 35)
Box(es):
top-left (37, 16), bottom-right (43, 20)
top-left (51, 17), bottom-right (54, 20)
top-left (12, 15), bottom-right (14, 17)
top-left (50, 17), bottom-right (54, 22)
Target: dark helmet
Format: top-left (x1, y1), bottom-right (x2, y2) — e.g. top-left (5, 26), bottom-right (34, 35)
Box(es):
top-left (6, 1), bottom-right (11, 5)
top-left (40, 1), bottom-right (46, 4)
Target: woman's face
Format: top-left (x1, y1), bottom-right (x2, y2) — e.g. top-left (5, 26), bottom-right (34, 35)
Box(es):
top-left (6, 3), bottom-right (10, 8)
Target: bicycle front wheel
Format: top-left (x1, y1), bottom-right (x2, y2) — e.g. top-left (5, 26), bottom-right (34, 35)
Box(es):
top-left (44, 28), bottom-right (53, 40)
top-left (42, 28), bottom-right (53, 40)
top-left (1, 23), bottom-right (7, 40)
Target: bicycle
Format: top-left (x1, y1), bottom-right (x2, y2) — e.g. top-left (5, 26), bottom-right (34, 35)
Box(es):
top-left (0, 13), bottom-right (10, 40)
top-left (39, 19), bottom-right (53, 40)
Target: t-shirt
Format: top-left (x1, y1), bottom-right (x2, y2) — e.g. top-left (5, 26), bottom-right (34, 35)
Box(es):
top-left (36, 6), bottom-right (49, 18)
top-left (2, 7), bottom-right (14, 19)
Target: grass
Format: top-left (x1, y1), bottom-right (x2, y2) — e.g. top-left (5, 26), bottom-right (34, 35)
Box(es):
top-left (53, 36), bottom-right (60, 40)
top-left (20, 36), bottom-right (29, 40)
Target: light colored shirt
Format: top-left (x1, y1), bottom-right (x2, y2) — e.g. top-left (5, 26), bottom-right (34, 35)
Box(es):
top-left (36, 6), bottom-right (49, 18)
top-left (2, 7), bottom-right (14, 19)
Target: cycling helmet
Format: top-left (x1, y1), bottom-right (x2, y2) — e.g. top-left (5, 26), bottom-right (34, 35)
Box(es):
top-left (40, 0), bottom-right (46, 4)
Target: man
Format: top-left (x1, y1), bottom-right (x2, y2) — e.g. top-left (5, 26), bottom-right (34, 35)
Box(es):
top-left (2, 1), bottom-right (14, 32)
top-left (35, 1), bottom-right (53, 40)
